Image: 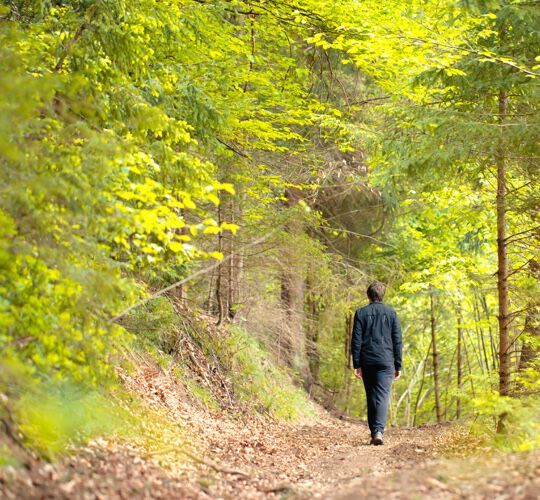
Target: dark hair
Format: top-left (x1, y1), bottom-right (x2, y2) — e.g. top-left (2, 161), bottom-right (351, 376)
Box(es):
top-left (367, 282), bottom-right (385, 302)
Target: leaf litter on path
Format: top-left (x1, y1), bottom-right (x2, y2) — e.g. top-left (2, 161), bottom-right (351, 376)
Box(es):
top-left (2, 358), bottom-right (539, 499)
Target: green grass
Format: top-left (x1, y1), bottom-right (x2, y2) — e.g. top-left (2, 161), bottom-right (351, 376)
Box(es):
top-left (184, 378), bottom-right (220, 411)
top-left (222, 326), bottom-right (317, 420)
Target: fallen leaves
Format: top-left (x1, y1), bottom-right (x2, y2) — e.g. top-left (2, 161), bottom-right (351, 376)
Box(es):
top-left (2, 315), bottom-right (539, 499)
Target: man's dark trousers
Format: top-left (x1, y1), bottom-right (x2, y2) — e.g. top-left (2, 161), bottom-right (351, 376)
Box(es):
top-left (362, 364), bottom-right (394, 437)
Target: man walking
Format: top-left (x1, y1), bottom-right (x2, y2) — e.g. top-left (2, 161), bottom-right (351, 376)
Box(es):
top-left (351, 283), bottom-right (402, 445)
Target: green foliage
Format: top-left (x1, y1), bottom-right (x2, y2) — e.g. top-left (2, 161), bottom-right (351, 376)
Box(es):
top-left (0, 219), bottom-right (130, 384)
top-left (223, 327), bottom-right (316, 420)
top-left (471, 392), bottom-right (540, 451)
top-left (0, 356), bottom-right (127, 459)
top-left (15, 385), bottom-right (124, 459)
top-left (1, 0), bottom-right (539, 461)
top-left (123, 297), bottom-right (178, 352)
top-left (0, 0), bottom-right (358, 386)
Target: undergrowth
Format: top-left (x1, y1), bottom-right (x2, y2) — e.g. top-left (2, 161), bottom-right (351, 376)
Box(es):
top-left (0, 296), bottom-right (317, 466)
top-left (222, 326), bottom-right (316, 420)
top-left (470, 392), bottom-right (540, 452)
top-left (0, 356), bottom-right (129, 462)
top-left (125, 296), bottom-right (316, 421)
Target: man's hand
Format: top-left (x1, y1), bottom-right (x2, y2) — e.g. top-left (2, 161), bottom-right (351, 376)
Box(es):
top-left (354, 368), bottom-right (363, 379)
top-left (394, 370), bottom-right (401, 380)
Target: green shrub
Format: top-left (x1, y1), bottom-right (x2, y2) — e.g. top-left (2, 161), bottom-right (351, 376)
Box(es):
top-left (471, 391), bottom-right (540, 451)
top-left (0, 356), bottom-right (127, 460)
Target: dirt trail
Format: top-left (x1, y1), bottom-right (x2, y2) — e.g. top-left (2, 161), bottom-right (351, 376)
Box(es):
top-left (2, 410), bottom-right (539, 499)
top-left (1, 360), bottom-right (539, 499)
top-left (0, 413), bottom-right (449, 499)
top-left (199, 414), bottom-right (452, 498)
top-left (305, 423), bottom-right (447, 498)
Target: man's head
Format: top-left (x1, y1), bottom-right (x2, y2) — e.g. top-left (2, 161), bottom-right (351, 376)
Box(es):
top-left (367, 282), bottom-right (385, 303)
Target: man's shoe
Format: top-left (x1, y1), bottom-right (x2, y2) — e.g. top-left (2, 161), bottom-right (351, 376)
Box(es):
top-left (372, 431), bottom-right (384, 446)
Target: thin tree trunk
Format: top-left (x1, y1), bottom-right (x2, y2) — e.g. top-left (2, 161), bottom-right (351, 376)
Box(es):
top-left (465, 328), bottom-right (484, 372)
top-left (481, 295), bottom-right (498, 370)
top-left (215, 190), bottom-right (239, 324)
top-left (227, 198), bottom-right (236, 319)
top-left (215, 201), bottom-right (225, 326)
top-left (474, 314), bottom-right (485, 374)
top-left (404, 354), bottom-right (427, 426)
top-left (430, 287), bottom-right (442, 423)
top-left (304, 271), bottom-right (321, 391)
top-left (175, 207), bottom-right (187, 302)
top-left (462, 330), bottom-right (476, 397)
top-left (413, 339), bottom-right (432, 426)
top-left (345, 313), bottom-right (353, 369)
top-left (472, 295), bottom-right (488, 374)
top-left (279, 187), bottom-right (307, 376)
top-left (496, 89), bottom-right (511, 400)
top-left (443, 347), bottom-right (456, 420)
top-left (456, 305), bottom-right (464, 419)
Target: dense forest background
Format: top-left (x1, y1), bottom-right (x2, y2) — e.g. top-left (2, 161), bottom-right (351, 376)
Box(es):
top-left (1, 0), bottom-right (539, 470)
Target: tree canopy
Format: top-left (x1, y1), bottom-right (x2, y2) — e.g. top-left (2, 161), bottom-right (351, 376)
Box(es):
top-left (1, 0), bottom-right (539, 454)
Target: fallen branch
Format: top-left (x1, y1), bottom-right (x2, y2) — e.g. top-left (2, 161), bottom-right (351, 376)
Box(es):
top-left (181, 449), bottom-right (250, 479)
top-left (147, 446), bottom-right (250, 478)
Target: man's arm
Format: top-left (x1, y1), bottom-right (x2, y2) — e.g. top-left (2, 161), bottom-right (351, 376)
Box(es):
top-left (391, 312), bottom-right (403, 372)
top-left (351, 310), bottom-right (362, 370)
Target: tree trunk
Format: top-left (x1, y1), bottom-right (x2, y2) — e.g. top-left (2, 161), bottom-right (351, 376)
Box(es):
top-left (481, 294), bottom-right (499, 370)
top-left (279, 187), bottom-right (307, 376)
top-left (345, 313), bottom-right (353, 369)
top-left (226, 198), bottom-right (238, 320)
top-left (462, 330), bottom-right (476, 397)
top-left (215, 193), bottom-right (241, 326)
top-left (496, 89), bottom-right (511, 399)
top-left (473, 295), bottom-right (489, 374)
top-left (304, 271), bottom-right (321, 391)
top-left (443, 345), bottom-right (456, 420)
top-left (413, 338), bottom-right (433, 426)
top-left (215, 201), bottom-right (226, 326)
top-left (518, 259), bottom-right (540, 374)
top-left (456, 305), bottom-right (463, 419)
top-left (430, 287), bottom-right (442, 423)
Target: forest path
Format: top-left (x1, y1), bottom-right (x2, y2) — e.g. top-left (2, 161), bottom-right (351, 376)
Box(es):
top-left (2, 363), bottom-right (539, 500)
top-left (302, 419), bottom-right (540, 500)
top-left (279, 419), bottom-right (452, 498)
top-left (195, 412), bottom-right (539, 499)
top-left (308, 424), bottom-right (442, 498)
top-left (2, 412), bottom-right (539, 499)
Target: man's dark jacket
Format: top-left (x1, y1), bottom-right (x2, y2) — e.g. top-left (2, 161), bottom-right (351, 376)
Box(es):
top-left (351, 301), bottom-right (402, 370)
